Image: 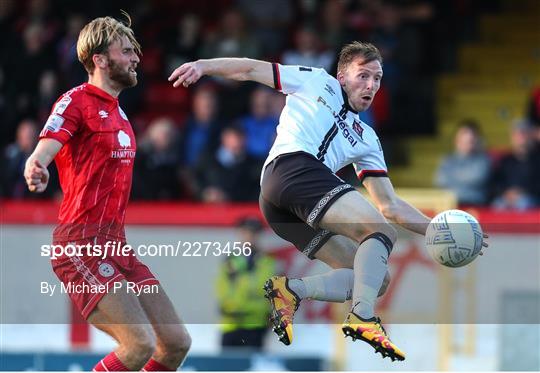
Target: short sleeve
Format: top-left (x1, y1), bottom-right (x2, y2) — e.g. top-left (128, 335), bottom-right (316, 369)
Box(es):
top-left (353, 137), bottom-right (388, 182)
top-left (272, 63), bottom-right (325, 94)
top-left (39, 94), bottom-right (82, 144)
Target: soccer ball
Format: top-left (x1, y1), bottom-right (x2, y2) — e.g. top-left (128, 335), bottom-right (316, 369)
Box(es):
top-left (425, 209), bottom-right (483, 267)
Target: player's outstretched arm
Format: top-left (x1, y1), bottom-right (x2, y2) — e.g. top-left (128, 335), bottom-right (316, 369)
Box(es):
top-left (363, 176), bottom-right (431, 235)
top-left (24, 139), bottom-right (62, 193)
top-left (364, 176), bottom-right (489, 253)
top-left (168, 58), bottom-right (274, 89)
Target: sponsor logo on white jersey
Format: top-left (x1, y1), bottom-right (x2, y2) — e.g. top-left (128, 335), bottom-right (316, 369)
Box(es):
top-left (317, 96), bottom-right (359, 147)
top-left (324, 83), bottom-right (335, 96)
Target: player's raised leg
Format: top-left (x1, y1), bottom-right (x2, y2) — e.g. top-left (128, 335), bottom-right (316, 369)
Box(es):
top-left (320, 190), bottom-right (397, 317)
top-left (260, 186), bottom-right (393, 347)
top-left (138, 285), bottom-right (192, 371)
top-left (88, 281), bottom-right (156, 371)
top-left (319, 190), bottom-right (405, 361)
top-left (266, 234), bottom-right (390, 346)
top-left (287, 235), bottom-right (391, 302)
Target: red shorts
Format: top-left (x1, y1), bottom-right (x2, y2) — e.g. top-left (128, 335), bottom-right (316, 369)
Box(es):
top-left (51, 236), bottom-right (159, 319)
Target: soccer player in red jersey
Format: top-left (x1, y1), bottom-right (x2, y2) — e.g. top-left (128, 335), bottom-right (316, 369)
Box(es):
top-left (24, 15), bottom-right (191, 371)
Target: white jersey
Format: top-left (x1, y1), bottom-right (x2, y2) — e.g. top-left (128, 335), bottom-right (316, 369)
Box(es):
top-left (262, 63), bottom-right (388, 182)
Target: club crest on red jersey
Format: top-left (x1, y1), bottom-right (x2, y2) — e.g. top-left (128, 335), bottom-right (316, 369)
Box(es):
top-left (98, 262), bottom-right (115, 278)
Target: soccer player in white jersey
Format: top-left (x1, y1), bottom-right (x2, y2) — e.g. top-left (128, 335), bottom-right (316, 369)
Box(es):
top-left (169, 42), bottom-right (486, 361)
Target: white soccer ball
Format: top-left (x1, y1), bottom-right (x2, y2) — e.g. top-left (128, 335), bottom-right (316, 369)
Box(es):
top-left (425, 209), bottom-right (483, 267)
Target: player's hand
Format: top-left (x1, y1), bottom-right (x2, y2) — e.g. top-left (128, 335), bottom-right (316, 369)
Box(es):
top-left (479, 232), bottom-right (489, 256)
top-left (24, 159), bottom-right (49, 193)
top-left (168, 61), bottom-right (203, 88)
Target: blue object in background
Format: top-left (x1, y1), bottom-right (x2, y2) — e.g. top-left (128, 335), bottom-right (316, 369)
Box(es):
top-left (0, 352), bottom-right (325, 371)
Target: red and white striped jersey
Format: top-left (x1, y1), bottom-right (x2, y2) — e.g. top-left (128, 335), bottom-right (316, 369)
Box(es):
top-left (263, 63), bottom-right (388, 182)
top-left (40, 83), bottom-right (136, 242)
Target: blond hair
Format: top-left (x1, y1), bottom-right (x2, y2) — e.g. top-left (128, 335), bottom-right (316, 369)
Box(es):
top-left (77, 11), bottom-right (141, 73)
top-left (337, 41), bottom-right (382, 73)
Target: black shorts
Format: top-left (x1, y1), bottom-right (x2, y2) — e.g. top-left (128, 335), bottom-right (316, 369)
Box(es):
top-left (259, 151), bottom-right (355, 259)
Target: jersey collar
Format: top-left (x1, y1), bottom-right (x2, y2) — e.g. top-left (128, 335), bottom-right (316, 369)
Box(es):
top-left (341, 87), bottom-right (358, 114)
top-left (84, 83), bottom-right (119, 103)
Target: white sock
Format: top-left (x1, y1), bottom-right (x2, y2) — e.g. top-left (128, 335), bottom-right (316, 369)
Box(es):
top-left (288, 278), bottom-right (307, 299)
top-left (352, 236), bottom-right (391, 319)
top-left (288, 269), bottom-right (354, 302)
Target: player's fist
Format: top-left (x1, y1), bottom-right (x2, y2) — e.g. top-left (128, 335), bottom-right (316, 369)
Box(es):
top-left (168, 61), bottom-right (203, 88)
top-left (24, 159), bottom-right (49, 193)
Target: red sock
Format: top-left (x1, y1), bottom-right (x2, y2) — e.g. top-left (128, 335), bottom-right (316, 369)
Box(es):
top-left (142, 358), bottom-right (175, 371)
top-left (93, 352), bottom-right (130, 371)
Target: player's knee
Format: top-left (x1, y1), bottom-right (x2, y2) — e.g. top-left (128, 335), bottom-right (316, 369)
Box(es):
top-left (157, 327), bottom-right (191, 363)
top-left (355, 224), bottom-right (396, 247)
top-left (360, 228), bottom-right (397, 257)
top-left (170, 331), bottom-right (191, 357)
top-left (367, 224), bottom-right (397, 245)
top-left (179, 331), bottom-right (192, 355)
top-left (123, 327), bottom-right (156, 365)
top-left (132, 341), bottom-right (155, 365)
top-left (378, 224), bottom-right (397, 245)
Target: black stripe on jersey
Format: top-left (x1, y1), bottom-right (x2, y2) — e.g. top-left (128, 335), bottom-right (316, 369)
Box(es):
top-left (317, 124), bottom-right (338, 162)
top-left (272, 63), bottom-right (282, 91)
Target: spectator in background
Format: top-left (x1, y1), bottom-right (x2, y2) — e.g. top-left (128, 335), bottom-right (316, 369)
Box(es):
top-left (200, 9), bottom-right (260, 59)
top-left (369, 1), bottom-right (434, 137)
top-left (434, 120), bottom-right (490, 205)
top-left (282, 25), bottom-right (335, 71)
top-left (270, 90), bottom-right (286, 118)
top-left (526, 86), bottom-right (540, 145)
top-left (194, 125), bottom-right (260, 202)
top-left (235, 0), bottom-right (293, 57)
top-left (2, 119), bottom-right (58, 198)
top-left (0, 0), bottom-right (17, 54)
top-left (132, 117), bottom-right (184, 200)
top-left (0, 63), bottom-right (6, 146)
top-left (181, 85), bottom-right (222, 167)
top-left (216, 216), bottom-right (275, 350)
top-left (165, 13), bottom-right (202, 73)
top-left (370, 3), bottom-right (402, 93)
top-left (37, 70), bottom-right (60, 123)
top-left (491, 120), bottom-right (540, 210)
top-left (319, 0), bottom-right (354, 53)
top-left (56, 13), bottom-right (86, 88)
top-left (16, 0), bottom-right (60, 47)
top-left (0, 0), bottom-right (17, 146)
top-left (12, 22), bottom-right (55, 118)
top-left (2, 119), bottom-right (38, 197)
top-left (240, 87), bottom-right (278, 160)
top-left (197, 8), bottom-right (261, 124)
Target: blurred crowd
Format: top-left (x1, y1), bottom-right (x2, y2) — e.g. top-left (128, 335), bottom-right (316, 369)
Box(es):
top-left (435, 116), bottom-right (540, 210)
top-left (3, 0), bottom-right (533, 209)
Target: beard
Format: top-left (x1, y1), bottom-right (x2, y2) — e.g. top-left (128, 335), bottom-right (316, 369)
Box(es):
top-left (108, 58), bottom-right (137, 88)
